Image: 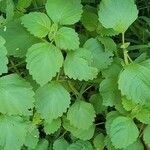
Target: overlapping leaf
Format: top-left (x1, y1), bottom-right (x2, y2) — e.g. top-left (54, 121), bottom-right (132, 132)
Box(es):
top-left (34, 139), bottom-right (49, 150)
top-left (105, 111), bottom-right (121, 135)
top-left (100, 78), bottom-right (121, 107)
top-left (124, 140), bottom-right (144, 150)
top-left (93, 134), bottom-right (105, 150)
top-left (35, 82), bottom-right (71, 122)
top-left (46, 0), bottom-right (82, 25)
top-left (89, 94), bottom-right (105, 114)
top-left (104, 136), bottom-right (116, 150)
top-left (64, 48), bottom-right (98, 80)
top-left (44, 118), bottom-right (61, 134)
top-left (21, 12), bottom-right (51, 38)
top-left (54, 27), bottom-right (79, 50)
top-left (24, 124), bottom-right (39, 149)
top-left (110, 116), bottom-right (139, 148)
top-left (84, 38), bottom-right (113, 71)
top-left (67, 100), bottom-right (96, 129)
top-left (67, 140), bottom-right (93, 150)
top-left (81, 5), bottom-right (98, 31)
top-left (0, 19), bottom-right (40, 57)
top-left (26, 43), bottom-right (63, 86)
top-left (63, 117), bottom-right (95, 140)
top-left (118, 60), bottom-right (150, 104)
top-left (0, 115), bottom-right (27, 150)
top-left (98, 0), bottom-right (138, 33)
top-left (16, 0), bottom-right (32, 10)
top-left (97, 22), bottom-right (118, 37)
top-left (0, 74), bottom-right (34, 116)
top-left (53, 139), bottom-right (69, 150)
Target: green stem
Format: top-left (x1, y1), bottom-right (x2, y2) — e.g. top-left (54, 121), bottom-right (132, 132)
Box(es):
top-left (68, 81), bottom-right (79, 99)
top-left (139, 124), bottom-right (146, 138)
top-left (57, 131), bottom-right (67, 139)
top-left (83, 85), bottom-right (93, 94)
top-left (127, 54), bottom-right (133, 63)
top-left (56, 69), bottom-right (62, 81)
top-left (10, 60), bottom-right (20, 75)
top-left (78, 83), bottom-right (87, 100)
top-left (95, 122), bottom-right (105, 126)
top-left (122, 32), bottom-right (129, 65)
top-left (32, 0), bottom-right (38, 9)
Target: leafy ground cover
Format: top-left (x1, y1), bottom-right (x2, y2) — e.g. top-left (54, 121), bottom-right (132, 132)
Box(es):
top-left (0, 0), bottom-right (150, 149)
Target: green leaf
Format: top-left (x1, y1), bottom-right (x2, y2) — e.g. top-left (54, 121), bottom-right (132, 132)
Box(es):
top-left (46, 0), bottom-right (82, 25)
top-left (21, 12), bottom-right (51, 38)
top-left (124, 140), bottom-right (144, 150)
top-left (63, 117), bottom-right (95, 140)
top-left (104, 136), bottom-right (116, 150)
top-left (32, 112), bottom-right (42, 125)
top-left (16, 0), bottom-right (32, 10)
top-left (35, 0), bottom-right (47, 6)
top-left (48, 23), bottom-right (58, 41)
top-left (0, 74), bottom-right (34, 116)
top-left (114, 100), bottom-right (128, 116)
top-left (53, 138), bottom-right (69, 150)
top-left (34, 139), bottom-right (49, 150)
top-left (118, 60), bottom-right (150, 104)
top-left (93, 133), bottom-right (105, 150)
top-left (84, 38), bottom-right (113, 71)
top-left (0, 0), bottom-right (6, 12)
top-left (0, 36), bottom-right (8, 75)
top-left (105, 111), bottom-right (121, 135)
top-left (64, 48), bottom-right (98, 80)
top-left (67, 100), bottom-right (95, 129)
top-left (24, 124), bottom-right (39, 149)
top-left (44, 118), bottom-right (61, 134)
top-left (100, 78), bottom-right (121, 107)
top-left (122, 97), bottom-right (136, 111)
top-left (110, 116), bottom-right (139, 148)
top-left (102, 58), bottom-right (122, 78)
top-left (98, 0), bottom-right (138, 33)
top-left (0, 19), bottom-right (40, 57)
top-left (143, 125), bottom-right (150, 147)
top-left (98, 37), bottom-right (117, 52)
top-left (6, 0), bottom-right (14, 21)
top-left (35, 82), bottom-right (71, 122)
top-left (0, 36), bottom-right (5, 45)
top-left (0, 15), bottom-right (6, 28)
top-left (134, 53), bottom-right (148, 63)
top-left (71, 125), bottom-right (95, 141)
top-left (54, 27), bottom-right (79, 50)
top-left (67, 140), bottom-right (93, 150)
top-left (135, 107), bottom-right (150, 124)
top-left (89, 94), bottom-right (105, 114)
top-left (81, 5), bottom-right (98, 31)
top-left (0, 115), bottom-right (27, 150)
top-left (26, 43), bottom-right (63, 86)
top-left (96, 22), bottom-right (119, 37)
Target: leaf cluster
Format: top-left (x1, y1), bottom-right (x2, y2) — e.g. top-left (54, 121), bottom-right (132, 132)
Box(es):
top-left (0, 0), bottom-right (150, 149)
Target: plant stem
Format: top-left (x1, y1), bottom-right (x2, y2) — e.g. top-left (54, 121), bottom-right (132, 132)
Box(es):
top-left (95, 122), bottom-right (105, 126)
top-left (32, 0), bottom-right (38, 9)
top-left (57, 131), bottom-right (67, 139)
top-left (78, 83), bottom-right (87, 99)
top-left (83, 85), bottom-right (93, 94)
top-left (9, 60), bottom-right (25, 69)
top-left (68, 81), bottom-right (79, 98)
top-left (10, 60), bottom-right (20, 75)
top-left (122, 32), bottom-right (129, 65)
top-left (56, 69), bottom-right (61, 80)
